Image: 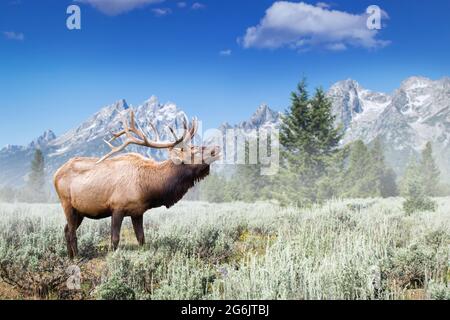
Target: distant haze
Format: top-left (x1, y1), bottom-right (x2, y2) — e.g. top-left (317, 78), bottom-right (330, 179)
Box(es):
top-left (1, 76), bottom-right (450, 186)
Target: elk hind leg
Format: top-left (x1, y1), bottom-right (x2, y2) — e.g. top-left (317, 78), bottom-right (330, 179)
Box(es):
top-left (131, 215), bottom-right (145, 246)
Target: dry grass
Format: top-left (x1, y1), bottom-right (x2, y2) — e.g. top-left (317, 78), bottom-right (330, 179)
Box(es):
top-left (0, 198), bottom-right (449, 300)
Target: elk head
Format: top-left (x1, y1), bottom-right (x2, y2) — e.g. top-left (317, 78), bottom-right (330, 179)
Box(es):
top-left (97, 110), bottom-right (221, 166)
top-left (167, 121), bottom-right (221, 167)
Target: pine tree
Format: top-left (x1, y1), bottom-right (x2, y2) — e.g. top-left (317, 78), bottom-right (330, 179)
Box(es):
top-left (316, 145), bottom-right (350, 200)
top-left (344, 140), bottom-right (373, 197)
top-left (419, 142), bottom-right (440, 196)
top-left (368, 138), bottom-right (398, 197)
top-left (231, 137), bottom-right (273, 202)
top-left (308, 87), bottom-right (342, 158)
top-left (278, 79), bottom-right (312, 205)
top-left (343, 138), bottom-right (397, 198)
top-left (278, 79), bottom-right (342, 205)
top-left (380, 168), bottom-right (398, 198)
top-left (26, 149), bottom-right (47, 202)
top-left (401, 158), bottom-right (436, 214)
top-left (280, 79), bottom-right (311, 158)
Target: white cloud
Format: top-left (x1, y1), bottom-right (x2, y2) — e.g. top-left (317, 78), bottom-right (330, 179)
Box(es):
top-left (240, 1), bottom-right (390, 51)
top-left (326, 43), bottom-right (346, 51)
top-left (219, 49), bottom-right (232, 56)
top-left (76, 0), bottom-right (164, 16)
top-left (315, 2), bottom-right (330, 9)
top-left (152, 7), bottom-right (172, 16)
top-left (3, 31), bottom-right (24, 41)
top-left (192, 2), bottom-right (205, 10)
top-left (177, 2), bottom-right (187, 8)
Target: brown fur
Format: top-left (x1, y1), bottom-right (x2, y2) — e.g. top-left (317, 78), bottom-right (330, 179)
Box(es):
top-left (54, 148), bottom-right (219, 258)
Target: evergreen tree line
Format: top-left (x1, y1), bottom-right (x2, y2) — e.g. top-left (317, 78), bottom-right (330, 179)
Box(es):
top-left (198, 79), bottom-right (444, 211)
top-left (0, 80), bottom-right (444, 211)
top-left (0, 149), bottom-right (51, 203)
top-left (400, 142), bottom-right (441, 214)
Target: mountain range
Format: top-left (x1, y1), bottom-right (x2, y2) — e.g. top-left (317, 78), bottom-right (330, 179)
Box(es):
top-left (328, 76), bottom-right (450, 177)
top-left (1, 76), bottom-right (449, 187)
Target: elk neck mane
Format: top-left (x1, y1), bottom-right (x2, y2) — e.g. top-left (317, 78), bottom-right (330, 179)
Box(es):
top-left (132, 154), bottom-right (210, 209)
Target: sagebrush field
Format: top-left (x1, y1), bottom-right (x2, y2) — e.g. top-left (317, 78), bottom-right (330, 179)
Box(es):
top-left (0, 198), bottom-right (449, 300)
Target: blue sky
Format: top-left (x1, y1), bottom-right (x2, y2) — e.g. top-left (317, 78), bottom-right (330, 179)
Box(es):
top-left (0, 0), bottom-right (449, 146)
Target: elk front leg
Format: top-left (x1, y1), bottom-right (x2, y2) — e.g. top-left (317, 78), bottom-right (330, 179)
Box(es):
top-left (111, 212), bottom-right (124, 251)
top-left (131, 215), bottom-right (145, 246)
top-left (64, 224), bottom-right (73, 259)
top-left (63, 203), bottom-right (82, 259)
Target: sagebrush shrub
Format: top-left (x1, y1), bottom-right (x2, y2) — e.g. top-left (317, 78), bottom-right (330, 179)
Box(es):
top-left (403, 197), bottom-right (437, 215)
top-left (0, 200), bottom-right (449, 300)
top-left (427, 281), bottom-right (450, 300)
top-left (96, 276), bottom-right (136, 300)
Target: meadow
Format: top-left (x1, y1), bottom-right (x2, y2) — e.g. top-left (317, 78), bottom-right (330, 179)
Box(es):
top-left (0, 198), bottom-right (448, 300)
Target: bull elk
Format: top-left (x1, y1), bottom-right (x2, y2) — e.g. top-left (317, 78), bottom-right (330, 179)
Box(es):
top-left (54, 110), bottom-right (220, 258)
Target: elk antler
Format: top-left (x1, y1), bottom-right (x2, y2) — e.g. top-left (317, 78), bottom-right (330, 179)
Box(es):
top-left (97, 110), bottom-right (197, 163)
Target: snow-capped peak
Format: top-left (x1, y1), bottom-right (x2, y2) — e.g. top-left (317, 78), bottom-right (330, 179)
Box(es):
top-left (328, 78), bottom-right (391, 130)
top-left (250, 104), bottom-right (280, 126)
top-left (219, 104), bottom-right (281, 132)
top-left (327, 76), bottom-right (450, 178)
top-left (400, 76), bottom-right (433, 91)
top-left (104, 99), bottom-right (129, 112)
top-left (28, 129), bottom-right (56, 149)
top-left (40, 129), bottom-right (56, 141)
top-left (330, 79), bottom-right (362, 92)
top-left (1, 144), bottom-right (24, 152)
top-left (141, 95), bottom-right (160, 110)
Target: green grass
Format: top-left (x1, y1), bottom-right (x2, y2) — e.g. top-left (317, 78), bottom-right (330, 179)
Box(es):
top-left (0, 198), bottom-right (449, 300)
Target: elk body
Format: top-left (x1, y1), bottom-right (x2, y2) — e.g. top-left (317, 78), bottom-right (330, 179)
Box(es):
top-left (54, 111), bottom-right (220, 258)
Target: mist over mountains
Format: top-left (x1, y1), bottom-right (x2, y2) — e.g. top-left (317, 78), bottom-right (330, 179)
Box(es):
top-left (1, 76), bottom-right (449, 187)
top-left (329, 76), bottom-right (450, 177)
